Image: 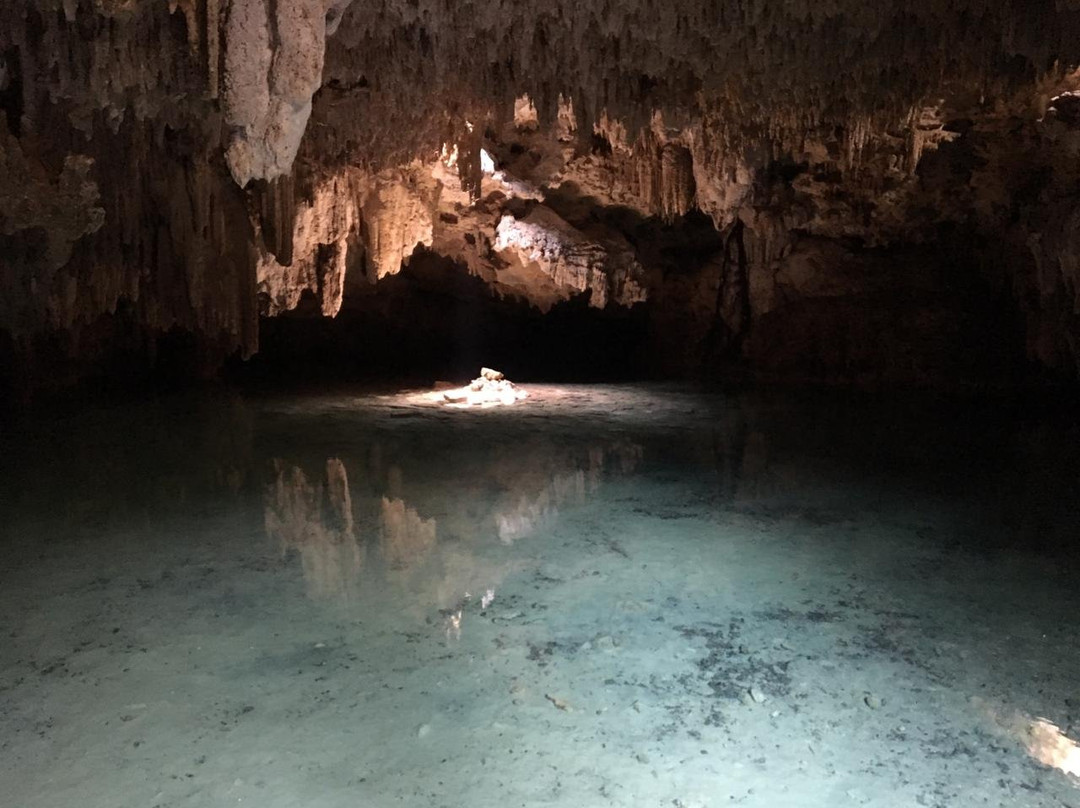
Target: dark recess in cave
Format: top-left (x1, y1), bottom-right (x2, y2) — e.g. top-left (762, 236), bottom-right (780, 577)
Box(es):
top-left (0, 47), bottom-right (23, 136)
top-left (240, 250), bottom-right (650, 387)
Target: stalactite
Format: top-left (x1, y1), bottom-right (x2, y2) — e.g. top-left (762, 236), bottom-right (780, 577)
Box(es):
top-left (253, 174), bottom-right (298, 266)
top-left (5, 0), bottom-right (1080, 390)
top-left (361, 168), bottom-right (438, 280)
top-left (256, 167), bottom-right (368, 317)
top-left (222, 0), bottom-right (355, 186)
top-left (207, 0), bottom-right (221, 99)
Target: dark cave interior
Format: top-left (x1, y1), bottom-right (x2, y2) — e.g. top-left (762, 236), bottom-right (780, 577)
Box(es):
top-left (4, 5), bottom-right (1080, 806)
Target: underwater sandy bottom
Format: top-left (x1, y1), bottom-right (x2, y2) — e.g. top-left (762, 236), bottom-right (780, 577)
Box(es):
top-left (1, 385), bottom-right (1079, 808)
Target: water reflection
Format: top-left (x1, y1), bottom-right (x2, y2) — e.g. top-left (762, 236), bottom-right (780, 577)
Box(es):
top-left (379, 496), bottom-right (437, 568)
top-left (495, 441), bottom-right (642, 543)
top-left (265, 458), bottom-right (364, 602)
top-left (264, 437), bottom-right (642, 623)
top-left (6, 387), bottom-right (1080, 808)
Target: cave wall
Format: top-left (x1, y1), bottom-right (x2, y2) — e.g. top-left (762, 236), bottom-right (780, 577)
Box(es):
top-left (4, 1), bottom-right (1080, 400)
top-left (0, 3), bottom-right (257, 400)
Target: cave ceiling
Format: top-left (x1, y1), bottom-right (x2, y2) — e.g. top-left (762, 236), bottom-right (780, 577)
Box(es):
top-left (2, 1), bottom-right (1080, 389)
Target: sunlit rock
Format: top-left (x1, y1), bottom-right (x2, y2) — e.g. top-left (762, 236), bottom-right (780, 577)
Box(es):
top-left (363, 168), bottom-right (439, 280)
top-left (493, 207), bottom-right (647, 310)
top-left (438, 368), bottom-right (528, 408)
top-left (256, 168), bottom-right (367, 316)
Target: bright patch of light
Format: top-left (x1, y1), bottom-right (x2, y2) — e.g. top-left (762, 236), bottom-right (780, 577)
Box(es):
top-left (427, 368), bottom-right (528, 408)
top-left (493, 212), bottom-right (570, 262)
top-left (513, 94), bottom-right (539, 129)
top-left (440, 142), bottom-right (459, 169)
top-left (480, 148), bottom-right (495, 174)
top-left (444, 609), bottom-right (462, 641)
top-left (976, 698), bottom-right (1080, 780)
top-left (1026, 718), bottom-right (1080, 777)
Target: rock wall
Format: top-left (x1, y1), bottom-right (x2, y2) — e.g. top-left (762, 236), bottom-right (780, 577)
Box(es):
top-left (0, 4), bottom-right (253, 399)
top-left (4, 1), bottom-right (1080, 398)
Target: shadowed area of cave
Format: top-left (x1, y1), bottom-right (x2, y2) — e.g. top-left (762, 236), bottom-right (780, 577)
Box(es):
top-left (2, 3), bottom-right (1080, 808)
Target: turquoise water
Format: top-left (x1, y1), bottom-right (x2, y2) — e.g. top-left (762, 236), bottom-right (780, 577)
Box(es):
top-left (1, 385), bottom-right (1078, 807)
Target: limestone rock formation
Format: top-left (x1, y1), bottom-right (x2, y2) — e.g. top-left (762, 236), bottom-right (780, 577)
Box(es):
top-left (5, 1), bottom-right (1080, 395)
top-left (493, 206), bottom-right (647, 310)
top-left (255, 168), bottom-right (367, 317)
top-left (223, 0), bottom-right (355, 186)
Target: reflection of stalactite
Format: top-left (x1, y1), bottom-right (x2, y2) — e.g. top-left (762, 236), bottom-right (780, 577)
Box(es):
top-left (495, 441), bottom-right (643, 543)
top-left (265, 458), bottom-right (363, 601)
top-left (496, 470), bottom-right (585, 543)
top-left (379, 497), bottom-right (437, 569)
top-left (712, 411), bottom-right (747, 502)
top-left (588, 446), bottom-right (605, 492)
top-left (712, 422), bottom-right (771, 504)
top-left (612, 441), bottom-right (645, 474)
top-left (975, 698), bottom-right (1080, 778)
top-left (708, 219), bottom-right (752, 358)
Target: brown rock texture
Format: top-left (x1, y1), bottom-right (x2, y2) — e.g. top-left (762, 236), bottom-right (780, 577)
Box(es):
top-left (223, 0), bottom-right (355, 186)
top-left (4, 1), bottom-right (1080, 396)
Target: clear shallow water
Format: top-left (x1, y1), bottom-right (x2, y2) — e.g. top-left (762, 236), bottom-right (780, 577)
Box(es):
top-left (1, 384), bottom-right (1079, 808)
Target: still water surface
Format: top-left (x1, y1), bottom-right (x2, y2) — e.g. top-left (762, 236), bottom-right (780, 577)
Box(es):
top-left (1, 385), bottom-right (1078, 807)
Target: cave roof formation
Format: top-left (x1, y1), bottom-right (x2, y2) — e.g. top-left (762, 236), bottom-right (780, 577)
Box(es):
top-left (3, 1), bottom-right (1080, 392)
